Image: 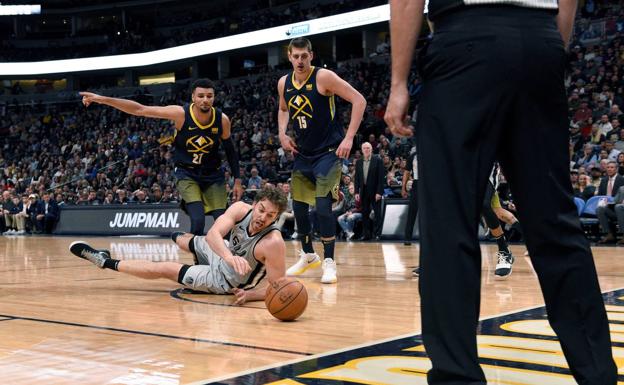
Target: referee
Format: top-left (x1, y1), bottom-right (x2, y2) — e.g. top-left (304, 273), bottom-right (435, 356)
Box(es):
top-left (385, 1), bottom-right (617, 384)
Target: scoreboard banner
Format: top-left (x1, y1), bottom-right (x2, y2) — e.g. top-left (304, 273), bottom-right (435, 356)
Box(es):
top-left (53, 204), bottom-right (213, 235)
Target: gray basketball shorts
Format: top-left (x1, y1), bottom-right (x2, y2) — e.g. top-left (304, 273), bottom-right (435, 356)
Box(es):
top-left (178, 236), bottom-right (232, 294)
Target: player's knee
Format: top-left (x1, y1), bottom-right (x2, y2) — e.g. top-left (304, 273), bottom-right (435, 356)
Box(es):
top-left (482, 208), bottom-right (499, 229)
top-left (173, 233), bottom-right (194, 252)
top-left (187, 202), bottom-right (206, 235)
top-left (293, 201), bottom-right (311, 232)
top-left (315, 196), bottom-right (333, 216)
top-left (177, 264), bottom-right (191, 284)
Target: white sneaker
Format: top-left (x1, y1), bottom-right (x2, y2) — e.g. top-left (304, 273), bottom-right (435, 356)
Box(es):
top-left (291, 231), bottom-right (298, 239)
top-left (15, 230), bottom-right (26, 235)
top-left (321, 258), bottom-right (337, 284)
top-left (346, 231), bottom-right (355, 241)
top-left (494, 251), bottom-right (514, 279)
top-left (286, 250), bottom-right (321, 276)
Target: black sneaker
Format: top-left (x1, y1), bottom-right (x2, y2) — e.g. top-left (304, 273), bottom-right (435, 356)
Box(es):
top-left (69, 241), bottom-right (110, 268)
top-left (412, 266), bottom-right (420, 277)
top-left (171, 231), bottom-right (185, 243)
top-left (494, 251), bottom-right (514, 279)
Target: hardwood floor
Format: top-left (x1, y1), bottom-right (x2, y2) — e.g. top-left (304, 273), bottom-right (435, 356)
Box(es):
top-left (0, 236), bottom-right (622, 384)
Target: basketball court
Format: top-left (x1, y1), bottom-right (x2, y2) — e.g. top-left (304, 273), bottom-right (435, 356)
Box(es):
top-left (0, 236), bottom-right (622, 384)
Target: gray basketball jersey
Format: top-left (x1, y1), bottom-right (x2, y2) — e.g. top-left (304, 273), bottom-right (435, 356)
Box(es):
top-left (184, 209), bottom-right (279, 294)
top-left (221, 209), bottom-right (278, 290)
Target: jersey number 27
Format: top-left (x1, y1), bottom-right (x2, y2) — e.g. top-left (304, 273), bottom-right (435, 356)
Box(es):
top-left (192, 153), bottom-right (204, 164)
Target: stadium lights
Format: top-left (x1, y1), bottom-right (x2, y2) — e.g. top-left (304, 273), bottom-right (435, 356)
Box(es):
top-left (0, 4), bottom-right (41, 15)
top-left (0, 4), bottom-right (389, 76)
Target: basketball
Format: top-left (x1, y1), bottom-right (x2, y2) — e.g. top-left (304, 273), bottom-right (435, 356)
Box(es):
top-left (265, 277), bottom-right (308, 321)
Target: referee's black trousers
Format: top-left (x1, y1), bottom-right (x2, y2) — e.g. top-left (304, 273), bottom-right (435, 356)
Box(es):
top-left (416, 6), bottom-right (617, 385)
top-left (404, 179), bottom-right (419, 241)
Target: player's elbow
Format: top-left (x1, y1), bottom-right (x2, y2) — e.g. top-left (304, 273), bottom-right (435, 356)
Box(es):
top-left (352, 94), bottom-right (366, 112)
top-left (357, 94), bottom-right (367, 109)
top-left (206, 228), bottom-right (219, 243)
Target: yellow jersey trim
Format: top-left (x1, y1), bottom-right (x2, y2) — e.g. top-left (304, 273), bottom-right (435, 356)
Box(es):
top-left (189, 104), bottom-right (216, 130)
top-left (291, 66), bottom-right (315, 90)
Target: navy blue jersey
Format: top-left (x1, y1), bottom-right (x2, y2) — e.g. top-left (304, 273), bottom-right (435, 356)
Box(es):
top-left (284, 67), bottom-right (343, 155)
top-left (173, 104), bottom-right (223, 172)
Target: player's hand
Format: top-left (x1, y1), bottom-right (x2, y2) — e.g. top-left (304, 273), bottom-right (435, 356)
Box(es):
top-left (384, 85), bottom-right (413, 137)
top-left (79, 91), bottom-right (103, 107)
top-left (232, 288), bottom-right (247, 305)
top-left (279, 134), bottom-right (298, 154)
top-left (401, 189), bottom-right (408, 198)
top-left (335, 137), bottom-right (353, 159)
top-left (375, 194), bottom-right (382, 201)
top-left (225, 254), bottom-right (251, 276)
top-left (355, 193), bottom-right (360, 201)
top-left (232, 179), bottom-right (243, 202)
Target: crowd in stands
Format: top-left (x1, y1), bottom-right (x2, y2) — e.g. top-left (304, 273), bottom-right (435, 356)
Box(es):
top-left (0, 0), bottom-right (384, 62)
top-left (0, 56), bottom-right (400, 236)
top-left (2, 1), bottom-right (624, 240)
top-left (566, 3), bottom-right (624, 181)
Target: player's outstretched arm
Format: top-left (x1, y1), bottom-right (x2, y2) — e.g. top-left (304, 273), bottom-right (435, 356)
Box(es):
top-left (206, 201), bottom-right (252, 276)
top-left (257, 232), bottom-right (286, 284)
top-left (231, 284), bottom-right (267, 305)
top-left (231, 232), bottom-right (286, 305)
top-left (79, 91), bottom-right (186, 129)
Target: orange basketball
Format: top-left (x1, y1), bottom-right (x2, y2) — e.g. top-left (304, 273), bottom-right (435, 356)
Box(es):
top-left (265, 277), bottom-right (308, 321)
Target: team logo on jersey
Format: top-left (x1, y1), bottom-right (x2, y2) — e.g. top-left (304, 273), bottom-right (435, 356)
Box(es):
top-left (211, 127), bottom-right (218, 134)
top-left (288, 94), bottom-right (313, 119)
top-left (186, 135), bottom-right (214, 154)
top-left (306, 84), bottom-right (313, 91)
